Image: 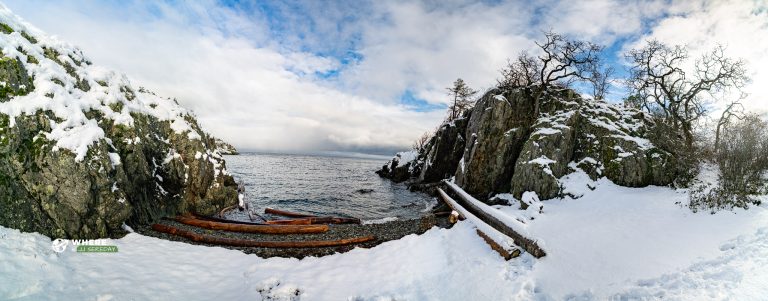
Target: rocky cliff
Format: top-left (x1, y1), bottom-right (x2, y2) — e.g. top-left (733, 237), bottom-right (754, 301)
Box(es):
top-left (0, 7), bottom-right (237, 239)
top-left (379, 86), bottom-right (679, 202)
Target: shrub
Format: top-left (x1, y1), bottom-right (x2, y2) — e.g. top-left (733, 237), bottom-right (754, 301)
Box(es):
top-left (690, 114), bottom-right (768, 212)
top-left (717, 115), bottom-right (768, 193)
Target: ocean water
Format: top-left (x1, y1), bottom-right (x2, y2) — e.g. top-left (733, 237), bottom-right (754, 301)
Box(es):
top-left (221, 153), bottom-right (436, 222)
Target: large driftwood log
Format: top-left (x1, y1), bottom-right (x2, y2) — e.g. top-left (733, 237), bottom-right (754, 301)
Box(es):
top-left (436, 189), bottom-right (466, 221)
top-left (438, 188), bottom-right (515, 260)
top-left (442, 183), bottom-right (547, 258)
top-left (152, 224), bottom-right (375, 248)
top-left (172, 216), bottom-right (329, 234)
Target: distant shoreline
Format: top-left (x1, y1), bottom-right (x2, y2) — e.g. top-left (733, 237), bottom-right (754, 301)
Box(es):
top-left (227, 151), bottom-right (395, 161)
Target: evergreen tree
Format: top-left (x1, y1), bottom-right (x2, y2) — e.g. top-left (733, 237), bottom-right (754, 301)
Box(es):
top-left (446, 78), bottom-right (477, 121)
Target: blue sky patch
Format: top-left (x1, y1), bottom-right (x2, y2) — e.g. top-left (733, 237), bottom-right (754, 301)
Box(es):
top-left (400, 90), bottom-right (445, 112)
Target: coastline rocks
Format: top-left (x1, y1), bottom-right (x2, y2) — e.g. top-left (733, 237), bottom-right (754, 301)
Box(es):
top-left (0, 14), bottom-right (237, 239)
top-left (375, 151), bottom-right (417, 183)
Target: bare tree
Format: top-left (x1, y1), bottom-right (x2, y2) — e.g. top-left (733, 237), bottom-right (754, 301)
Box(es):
top-left (412, 131), bottom-right (431, 151)
top-left (625, 41), bottom-right (749, 149)
top-left (498, 52), bottom-right (541, 88)
top-left (497, 31), bottom-right (603, 117)
top-left (535, 31), bottom-right (602, 87)
top-left (714, 96), bottom-right (746, 152)
top-left (446, 78), bottom-right (478, 121)
top-left (587, 63), bottom-right (614, 100)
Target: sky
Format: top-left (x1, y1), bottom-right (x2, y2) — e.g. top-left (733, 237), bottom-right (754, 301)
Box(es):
top-left (3, 0), bottom-right (767, 155)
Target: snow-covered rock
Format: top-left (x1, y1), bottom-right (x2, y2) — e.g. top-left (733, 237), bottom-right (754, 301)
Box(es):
top-left (0, 5), bottom-right (237, 239)
top-left (375, 150), bottom-right (421, 182)
top-left (381, 85), bottom-right (679, 201)
top-left (509, 89), bottom-right (676, 199)
top-left (214, 138), bottom-right (239, 155)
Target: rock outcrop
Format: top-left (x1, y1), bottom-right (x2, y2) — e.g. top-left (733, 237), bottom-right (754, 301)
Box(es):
top-left (418, 116), bottom-right (469, 183)
top-left (378, 86), bottom-right (679, 202)
top-left (0, 7), bottom-right (237, 239)
top-left (214, 138), bottom-right (239, 155)
top-left (376, 150), bottom-right (418, 183)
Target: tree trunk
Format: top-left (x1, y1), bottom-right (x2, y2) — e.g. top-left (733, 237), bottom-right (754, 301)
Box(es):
top-left (715, 122), bottom-right (723, 153)
top-left (682, 122), bottom-right (694, 150)
top-left (451, 93), bottom-right (458, 120)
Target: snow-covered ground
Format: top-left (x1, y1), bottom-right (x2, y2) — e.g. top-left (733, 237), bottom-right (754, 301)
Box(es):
top-left (2, 173), bottom-right (767, 300)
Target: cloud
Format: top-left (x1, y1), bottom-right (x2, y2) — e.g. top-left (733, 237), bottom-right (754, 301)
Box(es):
top-left (3, 0), bottom-right (442, 154)
top-left (625, 0), bottom-right (768, 114)
top-left (3, 0), bottom-right (765, 155)
top-left (337, 1), bottom-right (537, 105)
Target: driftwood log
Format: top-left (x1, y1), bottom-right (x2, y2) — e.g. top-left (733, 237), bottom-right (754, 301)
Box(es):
top-left (408, 182), bottom-right (442, 193)
top-left (264, 208), bottom-right (317, 218)
top-left (191, 213), bottom-right (267, 225)
top-left (265, 217), bottom-right (361, 225)
top-left (218, 204), bottom-right (237, 218)
top-left (192, 212), bottom-right (361, 226)
top-left (442, 183), bottom-right (547, 258)
top-left (436, 189), bottom-right (466, 221)
top-left (172, 216), bottom-right (329, 234)
top-left (152, 224), bottom-right (375, 248)
top-left (264, 208), bottom-right (362, 224)
top-left (437, 188), bottom-right (519, 261)
top-left (476, 229), bottom-right (521, 260)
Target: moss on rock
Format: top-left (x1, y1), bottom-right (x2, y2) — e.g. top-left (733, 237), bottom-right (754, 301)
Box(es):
top-left (0, 56), bottom-right (34, 102)
top-left (20, 31), bottom-right (37, 44)
top-left (0, 22), bottom-right (13, 34)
